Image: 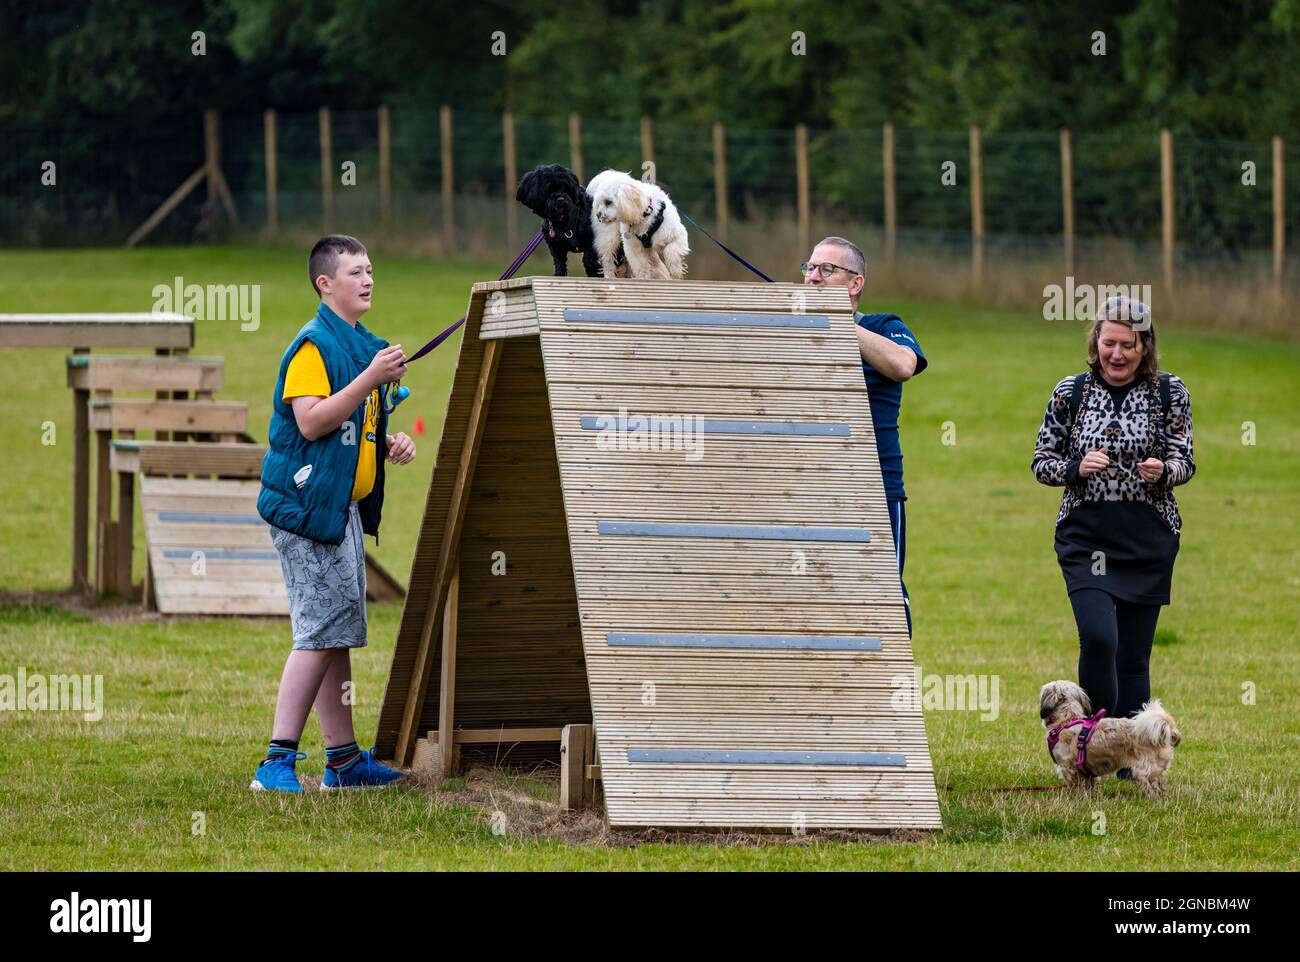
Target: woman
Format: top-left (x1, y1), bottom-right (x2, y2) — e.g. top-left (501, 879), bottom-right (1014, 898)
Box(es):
top-left (1032, 296), bottom-right (1195, 732)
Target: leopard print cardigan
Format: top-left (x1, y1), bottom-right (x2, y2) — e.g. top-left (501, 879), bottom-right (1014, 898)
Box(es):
top-left (1032, 371), bottom-right (1195, 535)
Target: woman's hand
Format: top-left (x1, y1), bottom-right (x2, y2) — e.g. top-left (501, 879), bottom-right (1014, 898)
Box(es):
top-left (386, 432), bottom-right (416, 465)
top-left (1137, 457), bottom-right (1165, 483)
top-left (1077, 448), bottom-right (1110, 478)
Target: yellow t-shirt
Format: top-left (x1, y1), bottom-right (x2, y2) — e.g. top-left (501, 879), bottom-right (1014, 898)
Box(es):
top-left (283, 340), bottom-right (379, 501)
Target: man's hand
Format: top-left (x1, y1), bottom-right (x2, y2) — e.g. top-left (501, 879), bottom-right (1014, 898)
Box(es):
top-left (386, 432), bottom-right (416, 465)
top-left (365, 345), bottom-right (407, 391)
top-left (1137, 457), bottom-right (1164, 483)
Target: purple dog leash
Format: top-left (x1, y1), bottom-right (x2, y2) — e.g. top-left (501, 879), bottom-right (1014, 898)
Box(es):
top-left (403, 228), bottom-right (545, 364)
top-left (1046, 708), bottom-right (1107, 778)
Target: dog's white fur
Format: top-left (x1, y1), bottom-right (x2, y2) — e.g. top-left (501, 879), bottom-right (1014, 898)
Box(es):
top-left (586, 169), bottom-right (689, 279)
top-left (1039, 680), bottom-right (1181, 798)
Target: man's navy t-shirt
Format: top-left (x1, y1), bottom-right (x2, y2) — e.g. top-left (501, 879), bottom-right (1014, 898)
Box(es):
top-left (855, 311), bottom-right (927, 501)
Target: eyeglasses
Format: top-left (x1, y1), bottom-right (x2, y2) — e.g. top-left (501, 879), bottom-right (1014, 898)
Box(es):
top-left (800, 261), bottom-right (861, 279)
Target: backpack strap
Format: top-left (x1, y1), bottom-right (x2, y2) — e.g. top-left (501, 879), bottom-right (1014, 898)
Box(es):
top-left (1066, 371), bottom-right (1091, 456)
top-left (1151, 371), bottom-right (1172, 468)
top-left (1068, 371), bottom-right (1088, 423)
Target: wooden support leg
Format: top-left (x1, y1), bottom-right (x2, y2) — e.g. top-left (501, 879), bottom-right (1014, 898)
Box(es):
top-left (588, 742), bottom-right (601, 808)
top-left (116, 468), bottom-right (134, 597)
top-left (395, 337), bottom-right (501, 765)
top-left (141, 554), bottom-right (156, 611)
top-left (560, 724), bottom-right (595, 811)
top-left (94, 426), bottom-right (112, 595)
top-left (437, 561), bottom-right (460, 777)
top-left (71, 370), bottom-right (90, 592)
top-left (172, 347), bottom-right (189, 443)
top-left (154, 348), bottom-right (170, 444)
top-left (96, 521), bottom-right (117, 598)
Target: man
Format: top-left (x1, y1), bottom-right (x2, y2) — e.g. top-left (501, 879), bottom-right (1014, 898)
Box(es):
top-left (803, 236), bottom-right (927, 636)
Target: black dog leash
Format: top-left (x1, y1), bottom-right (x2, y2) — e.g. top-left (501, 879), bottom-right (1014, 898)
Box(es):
top-left (680, 210), bottom-right (774, 282)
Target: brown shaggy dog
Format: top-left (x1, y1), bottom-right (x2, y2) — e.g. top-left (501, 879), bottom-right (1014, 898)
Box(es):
top-left (1039, 680), bottom-right (1181, 798)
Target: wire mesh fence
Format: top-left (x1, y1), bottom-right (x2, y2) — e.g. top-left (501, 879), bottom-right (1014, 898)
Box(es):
top-left (3, 106), bottom-right (1296, 328)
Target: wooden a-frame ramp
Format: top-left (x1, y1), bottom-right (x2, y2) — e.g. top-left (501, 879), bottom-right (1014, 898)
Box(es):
top-left (375, 276), bottom-right (942, 832)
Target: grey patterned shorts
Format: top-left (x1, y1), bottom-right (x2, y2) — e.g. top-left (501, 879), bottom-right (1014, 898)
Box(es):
top-left (269, 501), bottom-right (368, 650)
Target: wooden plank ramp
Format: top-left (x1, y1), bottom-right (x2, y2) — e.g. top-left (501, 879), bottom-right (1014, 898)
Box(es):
top-left (141, 477), bottom-right (288, 615)
top-left (376, 276), bottom-right (942, 833)
top-left (139, 476), bottom-right (404, 615)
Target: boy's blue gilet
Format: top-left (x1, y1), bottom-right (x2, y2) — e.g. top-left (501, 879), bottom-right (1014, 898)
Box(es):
top-left (257, 302), bottom-right (390, 545)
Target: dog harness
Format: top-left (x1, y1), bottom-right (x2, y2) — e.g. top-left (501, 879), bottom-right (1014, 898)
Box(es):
top-left (1046, 708), bottom-right (1107, 777)
top-left (636, 201), bottom-right (666, 248)
top-left (544, 220), bottom-right (583, 253)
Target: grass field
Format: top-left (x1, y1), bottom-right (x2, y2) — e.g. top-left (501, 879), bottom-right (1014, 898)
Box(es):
top-left (1, 246), bottom-right (1297, 869)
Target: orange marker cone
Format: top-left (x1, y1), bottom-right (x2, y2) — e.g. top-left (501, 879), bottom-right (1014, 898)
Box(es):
top-left (413, 415), bottom-right (426, 436)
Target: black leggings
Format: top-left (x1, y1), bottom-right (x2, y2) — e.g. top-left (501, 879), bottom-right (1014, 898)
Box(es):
top-left (1068, 588), bottom-right (1161, 719)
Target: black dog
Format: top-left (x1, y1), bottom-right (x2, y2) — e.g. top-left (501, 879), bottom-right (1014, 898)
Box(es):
top-left (515, 164), bottom-right (604, 277)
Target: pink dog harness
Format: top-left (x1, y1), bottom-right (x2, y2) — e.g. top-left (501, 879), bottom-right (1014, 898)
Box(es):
top-left (1046, 708), bottom-right (1107, 777)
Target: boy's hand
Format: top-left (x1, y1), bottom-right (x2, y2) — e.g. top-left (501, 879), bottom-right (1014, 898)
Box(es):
top-left (386, 432), bottom-right (416, 465)
top-left (365, 345), bottom-right (407, 390)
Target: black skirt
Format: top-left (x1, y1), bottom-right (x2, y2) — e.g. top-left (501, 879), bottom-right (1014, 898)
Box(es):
top-left (1055, 500), bottom-right (1180, 606)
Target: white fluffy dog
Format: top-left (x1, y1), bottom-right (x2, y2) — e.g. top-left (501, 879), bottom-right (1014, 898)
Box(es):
top-left (586, 169), bottom-right (689, 280)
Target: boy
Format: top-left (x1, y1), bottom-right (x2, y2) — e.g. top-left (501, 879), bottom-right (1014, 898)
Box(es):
top-left (250, 235), bottom-right (417, 793)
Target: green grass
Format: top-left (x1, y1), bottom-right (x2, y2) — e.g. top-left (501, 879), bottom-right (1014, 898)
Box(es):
top-left (1, 245), bottom-right (1297, 869)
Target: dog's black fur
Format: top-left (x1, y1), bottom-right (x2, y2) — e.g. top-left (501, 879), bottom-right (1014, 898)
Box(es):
top-left (515, 164), bottom-right (603, 277)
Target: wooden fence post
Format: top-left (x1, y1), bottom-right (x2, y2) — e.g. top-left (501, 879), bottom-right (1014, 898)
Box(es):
top-left (970, 125), bottom-right (984, 284)
top-left (796, 123), bottom-right (810, 257)
top-left (378, 105), bottom-right (392, 236)
top-left (641, 115), bottom-right (655, 178)
top-left (1161, 128), bottom-right (1174, 297)
top-left (883, 122), bottom-right (896, 265)
top-left (569, 112), bottom-right (584, 185)
top-left (204, 109), bottom-right (239, 226)
top-left (712, 122), bottom-right (729, 243)
top-left (503, 110), bottom-right (518, 251)
top-left (1274, 135), bottom-right (1285, 292)
top-left (264, 109), bottom-right (278, 235)
top-left (319, 107), bottom-right (333, 231)
top-left (1060, 128), bottom-right (1074, 276)
top-left (204, 110), bottom-right (218, 208)
top-left (441, 105), bottom-right (454, 251)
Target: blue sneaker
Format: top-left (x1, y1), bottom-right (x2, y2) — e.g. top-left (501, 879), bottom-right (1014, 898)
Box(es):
top-left (250, 751), bottom-right (308, 793)
top-left (321, 749), bottom-right (409, 790)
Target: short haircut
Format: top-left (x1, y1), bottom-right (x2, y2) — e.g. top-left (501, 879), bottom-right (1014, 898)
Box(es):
top-left (309, 235), bottom-right (368, 295)
top-left (816, 235), bottom-right (867, 280)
